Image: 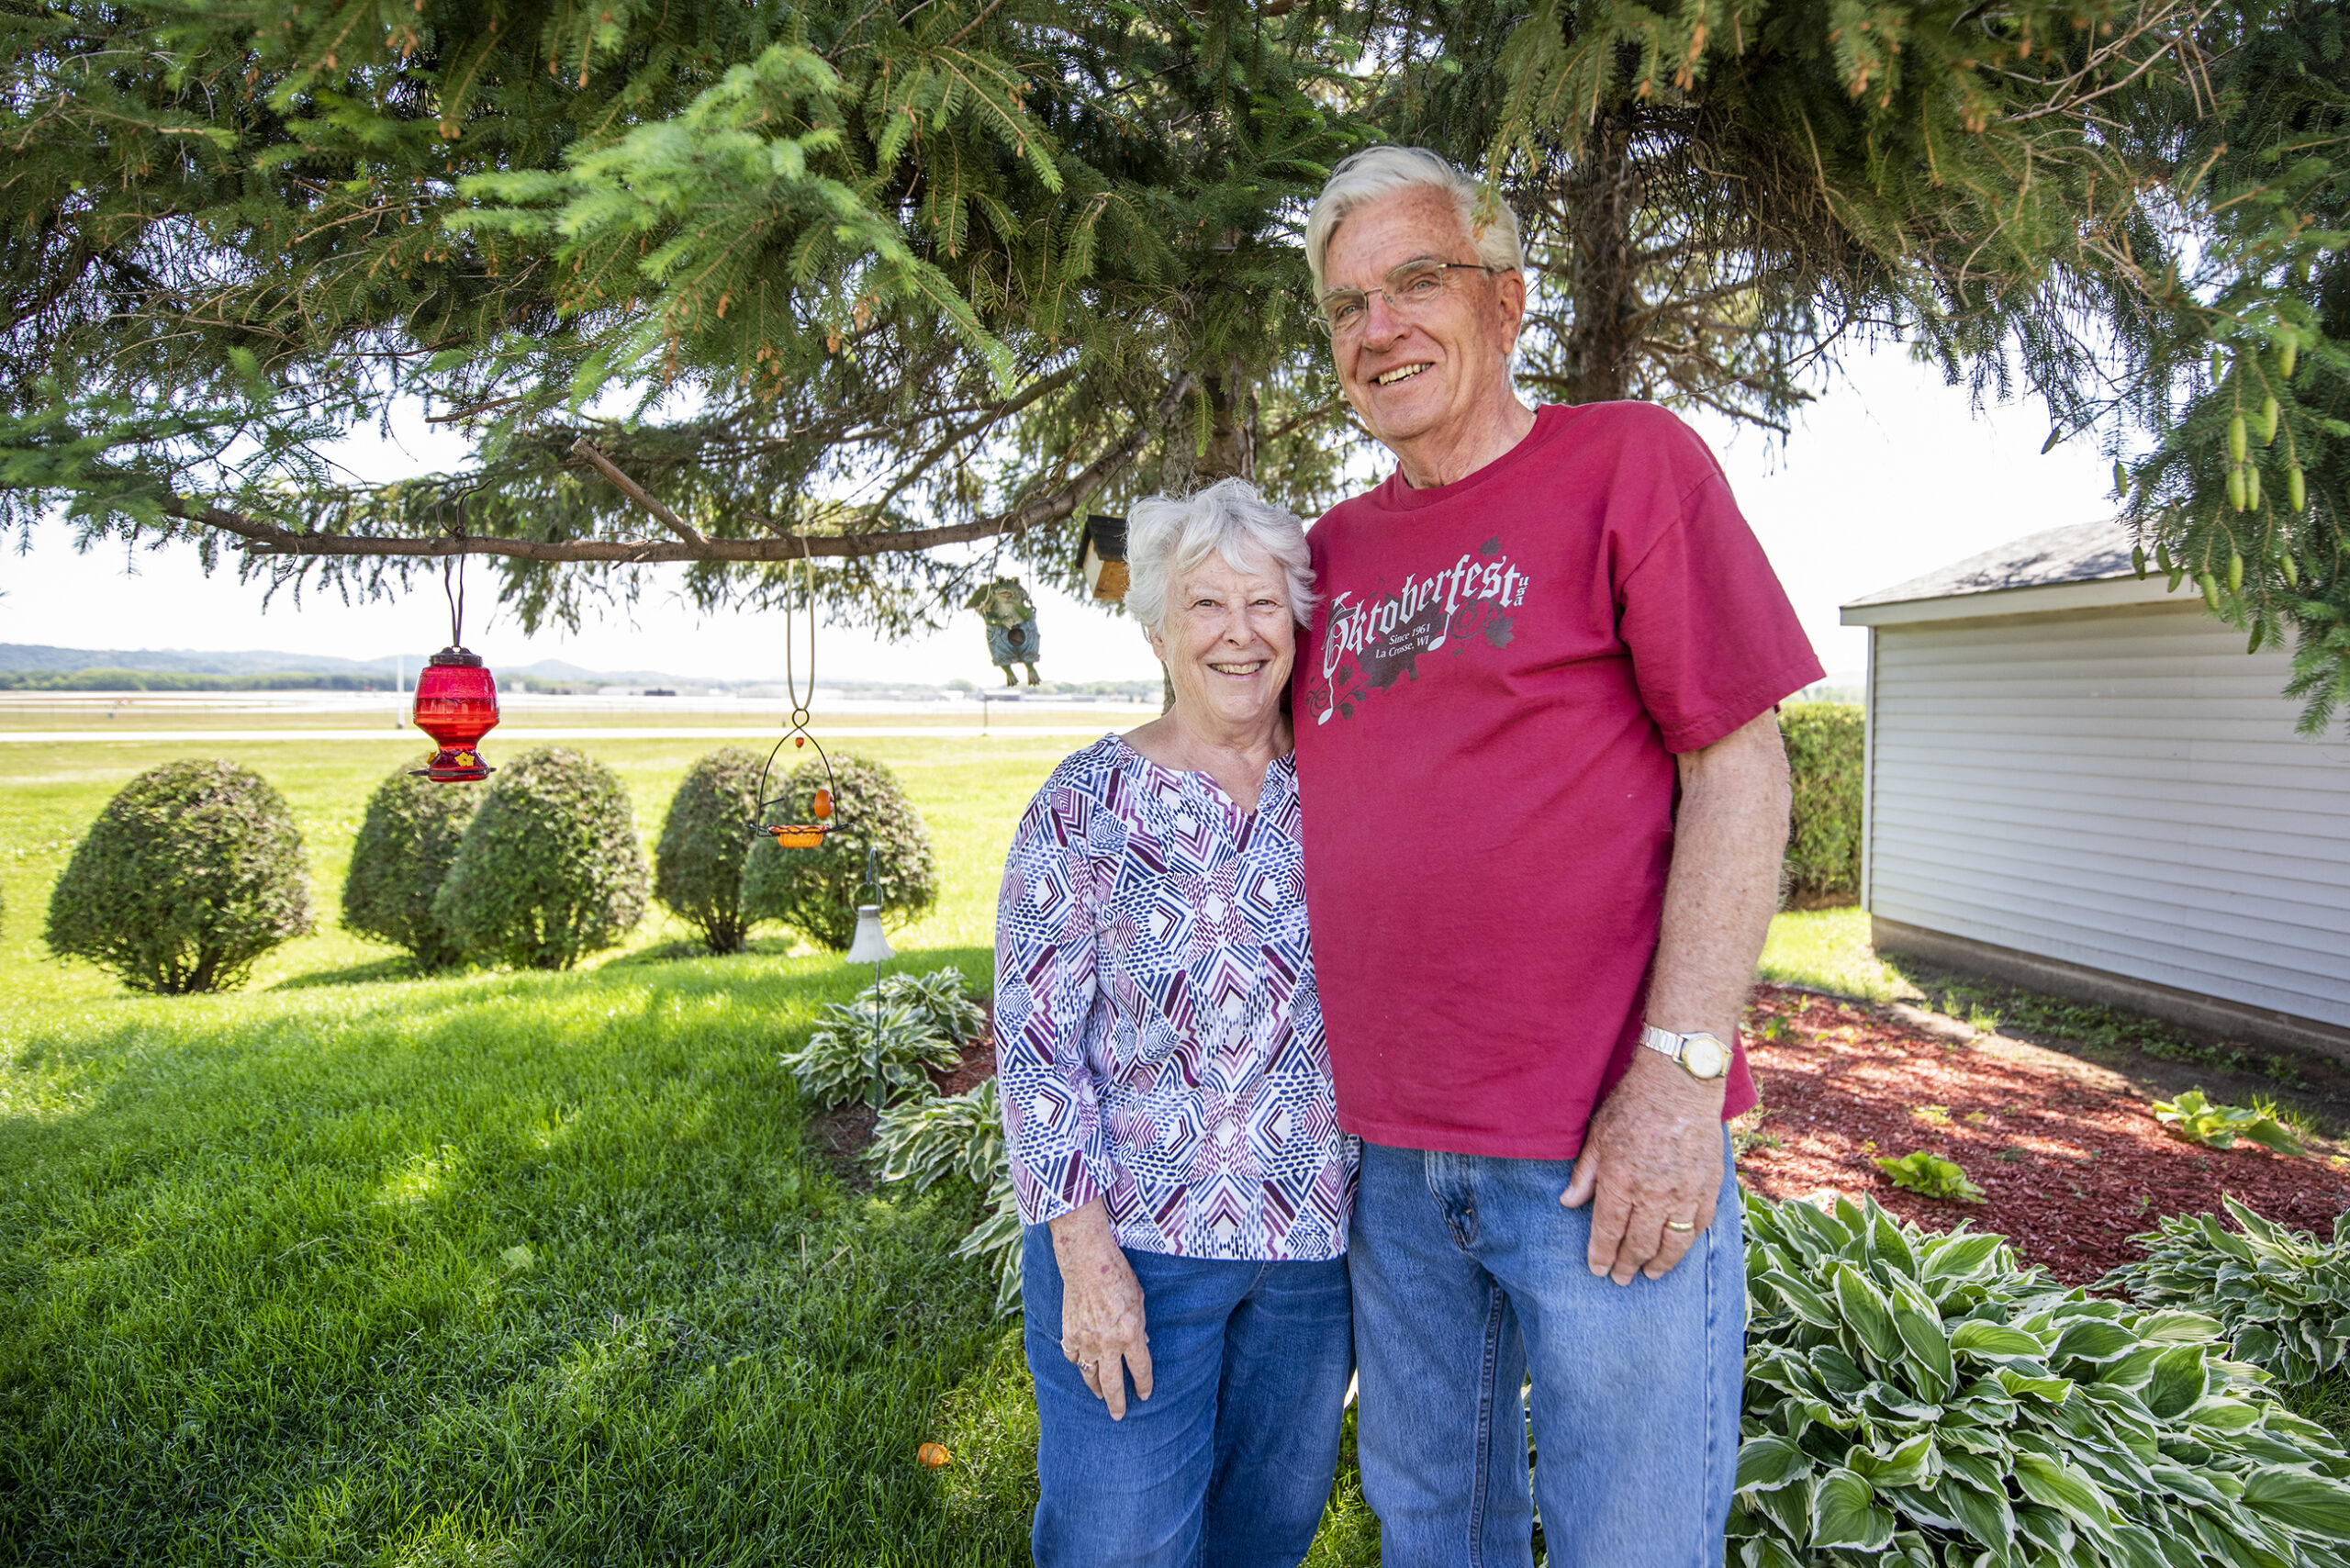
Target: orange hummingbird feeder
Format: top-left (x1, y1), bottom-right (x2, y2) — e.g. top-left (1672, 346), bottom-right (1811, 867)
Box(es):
top-left (753, 554), bottom-right (842, 846)
top-left (409, 547), bottom-right (500, 782)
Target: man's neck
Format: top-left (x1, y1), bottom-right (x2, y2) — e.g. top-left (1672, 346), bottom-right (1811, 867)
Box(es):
top-left (1392, 395), bottom-right (1539, 489)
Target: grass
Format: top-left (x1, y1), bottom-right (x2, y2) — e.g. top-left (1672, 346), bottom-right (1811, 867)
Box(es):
top-left (2288, 1373), bottom-right (2350, 1449)
top-left (6, 741), bottom-right (2340, 1555)
top-left (1, 945), bottom-right (1029, 1562)
top-left (0, 728), bottom-right (1382, 1563)
top-left (1756, 904), bottom-right (1917, 1002)
top-left (0, 729), bottom-right (1099, 1004)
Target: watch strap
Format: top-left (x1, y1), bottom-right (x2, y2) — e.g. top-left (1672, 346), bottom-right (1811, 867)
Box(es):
top-left (1639, 1024), bottom-right (1732, 1080)
top-left (1639, 1024), bottom-right (1687, 1059)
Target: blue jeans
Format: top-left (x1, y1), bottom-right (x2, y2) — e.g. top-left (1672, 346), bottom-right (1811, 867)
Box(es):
top-left (1021, 1227), bottom-right (1353, 1568)
top-left (1348, 1136), bottom-right (1744, 1568)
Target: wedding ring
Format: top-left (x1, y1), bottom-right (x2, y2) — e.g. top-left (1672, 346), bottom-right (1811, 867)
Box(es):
top-left (1664, 1219), bottom-right (1695, 1233)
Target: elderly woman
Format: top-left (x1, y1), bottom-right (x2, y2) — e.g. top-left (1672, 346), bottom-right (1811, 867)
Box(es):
top-left (993, 476), bottom-right (1355, 1568)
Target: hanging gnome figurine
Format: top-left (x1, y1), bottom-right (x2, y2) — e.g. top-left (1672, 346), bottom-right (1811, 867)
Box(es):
top-left (965, 576), bottom-right (1042, 687)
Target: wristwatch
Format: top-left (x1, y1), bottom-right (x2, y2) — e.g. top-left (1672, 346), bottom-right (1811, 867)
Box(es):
top-left (1639, 1025), bottom-right (1733, 1081)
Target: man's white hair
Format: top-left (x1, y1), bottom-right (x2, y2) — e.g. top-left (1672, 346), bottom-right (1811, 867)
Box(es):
top-left (1125, 477), bottom-right (1317, 640)
top-left (1303, 146), bottom-right (1524, 297)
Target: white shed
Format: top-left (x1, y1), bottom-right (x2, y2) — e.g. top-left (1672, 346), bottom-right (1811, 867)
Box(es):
top-left (1841, 520), bottom-right (2350, 1062)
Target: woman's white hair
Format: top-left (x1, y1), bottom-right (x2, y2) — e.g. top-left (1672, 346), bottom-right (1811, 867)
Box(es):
top-left (1125, 476), bottom-right (1317, 640)
top-left (1303, 145), bottom-right (1524, 297)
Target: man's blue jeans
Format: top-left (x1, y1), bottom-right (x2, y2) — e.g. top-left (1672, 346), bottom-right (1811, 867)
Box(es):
top-left (1020, 1226), bottom-right (1353, 1568)
top-left (1348, 1135), bottom-right (1744, 1568)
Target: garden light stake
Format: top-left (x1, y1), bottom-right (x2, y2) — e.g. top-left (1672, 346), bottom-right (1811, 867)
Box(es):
top-left (845, 844), bottom-right (894, 1110)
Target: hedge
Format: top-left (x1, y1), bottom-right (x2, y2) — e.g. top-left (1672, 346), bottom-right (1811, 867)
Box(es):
top-left (341, 767), bottom-right (480, 968)
top-left (44, 758), bottom-right (314, 992)
top-left (1780, 701), bottom-right (1863, 904)
top-left (434, 746), bottom-right (650, 969)
top-left (654, 746), bottom-right (767, 954)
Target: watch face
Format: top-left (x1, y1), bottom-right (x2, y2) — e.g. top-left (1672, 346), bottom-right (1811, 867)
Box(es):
top-left (1684, 1035), bottom-right (1732, 1080)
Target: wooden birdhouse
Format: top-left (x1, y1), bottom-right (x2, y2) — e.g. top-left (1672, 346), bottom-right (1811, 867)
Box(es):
top-left (1075, 513), bottom-right (1128, 603)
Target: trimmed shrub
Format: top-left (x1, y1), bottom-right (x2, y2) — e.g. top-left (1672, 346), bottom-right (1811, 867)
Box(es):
top-left (739, 753), bottom-right (937, 949)
top-left (1779, 701), bottom-right (1863, 903)
top-left (2105, 1196), bottom-right (2350, 1386)
top-left (1738, 1194), bottom-right (2350, 1566)
top-left (433, 746), bottom-right (649, 969)
top-left (341, 767), bottom-right (479, 967)
top-left (44, 758), bottom-right (313, 992)
top-left (654, 746), bottom-right (767, 954)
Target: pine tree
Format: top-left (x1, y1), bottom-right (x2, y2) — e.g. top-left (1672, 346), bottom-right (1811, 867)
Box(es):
top-left (3, 0), bottom-right (2344, 722)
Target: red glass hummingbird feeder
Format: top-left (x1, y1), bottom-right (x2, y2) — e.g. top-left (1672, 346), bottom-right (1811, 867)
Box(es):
top-left (408, 543), bottom-right (500, 782)
top-left (411, 646), bottom-right (500, 782)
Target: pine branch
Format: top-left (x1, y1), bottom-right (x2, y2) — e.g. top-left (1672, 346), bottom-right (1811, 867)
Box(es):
top-left (159, 376), bottom-right (1192, 566)
top-left (567, 437), bottom-right (709, 546)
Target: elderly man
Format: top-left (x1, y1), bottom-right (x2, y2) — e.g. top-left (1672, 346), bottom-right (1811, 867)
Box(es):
top-left (1291, 146), bottom-right (1822, 1565)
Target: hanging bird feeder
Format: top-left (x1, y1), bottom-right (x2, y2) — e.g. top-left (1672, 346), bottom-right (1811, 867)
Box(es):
top-left (410, 648), bottom-right (500, 781)
top-left (1075, 513), bottom-right (1129, 602)
top-left (753, 554), bottom-right (843, 847)
top-left (409, 542), bottom-right (499, 782)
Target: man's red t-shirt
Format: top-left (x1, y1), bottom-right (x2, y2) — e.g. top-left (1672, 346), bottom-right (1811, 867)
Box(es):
top-left (1292, 401), bottom-right (1824, 1159)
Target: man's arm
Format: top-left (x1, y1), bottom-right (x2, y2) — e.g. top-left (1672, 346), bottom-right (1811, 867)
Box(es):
top-left (1561, 708), bottom-right (1792, 1283)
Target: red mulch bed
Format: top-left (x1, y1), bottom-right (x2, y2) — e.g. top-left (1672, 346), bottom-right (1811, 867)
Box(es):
top-left (933, 1007), bottom-right (997, 1098)
top-left (1737, 985), bottom-right (2350, 1283)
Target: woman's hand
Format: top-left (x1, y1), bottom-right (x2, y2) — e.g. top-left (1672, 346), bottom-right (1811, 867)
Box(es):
top-left (1048, 1200), bottom-right (1153, 1420)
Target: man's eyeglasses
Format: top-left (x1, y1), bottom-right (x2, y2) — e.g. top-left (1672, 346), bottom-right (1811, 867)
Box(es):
top-left (1314, 258), bottom-right (1505, 338)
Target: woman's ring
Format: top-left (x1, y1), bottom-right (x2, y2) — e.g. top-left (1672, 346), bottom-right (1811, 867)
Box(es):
top-left (1664, 1219), bottom-right (1695, 1233)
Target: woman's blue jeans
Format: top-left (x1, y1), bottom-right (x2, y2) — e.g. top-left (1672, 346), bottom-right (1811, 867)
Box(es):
top-left (1020, 1226), bottom-right (1353, 1568)
top-left (1348, 1135), bottom-right (1745, 1568)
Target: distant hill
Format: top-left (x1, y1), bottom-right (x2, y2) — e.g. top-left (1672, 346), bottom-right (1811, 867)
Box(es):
top-left (0, 644), bottom-right (1154, 700)
top-left (0, 643), bottom-right (1054, 696)
top-left (0, 643), bottom-right (697, 686)
top-left (0, 644), bottom-right (398, 677)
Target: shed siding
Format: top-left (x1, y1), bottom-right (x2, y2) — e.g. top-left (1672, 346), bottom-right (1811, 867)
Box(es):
top-left (1866, 600), bottom-right (2350, 1030)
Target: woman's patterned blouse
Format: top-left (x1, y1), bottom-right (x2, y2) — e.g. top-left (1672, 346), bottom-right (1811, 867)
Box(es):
top-left (993, 736), bottom-right (1356, 1261)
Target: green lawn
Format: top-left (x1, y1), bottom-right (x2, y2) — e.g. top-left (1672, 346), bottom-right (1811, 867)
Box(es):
top-left (6, 736), bottom-right (2336, 1559)
top-left (0, 732), bottom-right (1382, 1563)
top-left (1756, 904), bottom-right (1917, 1002)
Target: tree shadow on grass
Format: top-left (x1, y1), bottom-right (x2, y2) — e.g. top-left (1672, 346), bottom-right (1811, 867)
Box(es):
top-left (269, 954), bottom-right (447, 990)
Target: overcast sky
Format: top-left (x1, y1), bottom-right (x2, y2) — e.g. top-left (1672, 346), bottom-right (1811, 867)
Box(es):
top-left (6, 342), bottom-right (2116, 687)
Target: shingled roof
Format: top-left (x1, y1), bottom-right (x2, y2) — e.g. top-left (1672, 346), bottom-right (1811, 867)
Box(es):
top-left (1843, 519), bottom-right (2137, 610)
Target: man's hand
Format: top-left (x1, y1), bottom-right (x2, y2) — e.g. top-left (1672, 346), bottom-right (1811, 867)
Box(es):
top-left (1561, 1050), bottom-right (1727, 1282)
top-left (1562, 709), bottom-right (1790, 1283)
top-left (1048, 1199), bottom-right (1153, 1419)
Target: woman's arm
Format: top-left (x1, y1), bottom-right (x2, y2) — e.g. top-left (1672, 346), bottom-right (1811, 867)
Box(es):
top-left (993, 774), bottom-right (1152, 1415)
top-left (1048, 1199), bottom-right (1153, 1419)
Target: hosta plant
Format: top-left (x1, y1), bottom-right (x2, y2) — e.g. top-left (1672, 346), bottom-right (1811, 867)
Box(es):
top-left (955, 1167), bottom-right (1024, 1318)
top-left (1874, 1151), bottom-right (1986, 1205)
top-left (867, 1077), bottom-right (1002, 1193)
top-left (2104, 1196), bottom-right (2350, 1388)
top-left (777, 1000), bottom-right (957, 1110)
top-left (874, 968), bottom-right (988, 1045)
top-left (1736, 1195), bottom-right (2350, 1568)
top-left (2152, 1090), bottom-right (2308, 1157)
